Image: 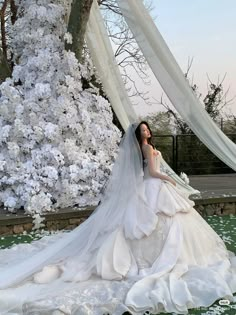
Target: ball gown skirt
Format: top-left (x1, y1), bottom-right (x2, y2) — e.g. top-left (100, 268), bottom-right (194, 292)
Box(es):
top-left (0, 154), bottom-right (236, 315)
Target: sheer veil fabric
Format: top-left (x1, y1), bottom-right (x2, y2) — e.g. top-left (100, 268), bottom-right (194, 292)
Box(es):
top-left (0, 122), bottom-right (236, 314)
top-left (85, 0), bottom-right (200, 196)
top-left (0, 123), bottom-right (157, 312)
top-left (116, 0), bottom-right (236, 171)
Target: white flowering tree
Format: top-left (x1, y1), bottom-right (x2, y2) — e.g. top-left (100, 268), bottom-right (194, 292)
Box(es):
top-left (0, 0), bottom-right (122, 214)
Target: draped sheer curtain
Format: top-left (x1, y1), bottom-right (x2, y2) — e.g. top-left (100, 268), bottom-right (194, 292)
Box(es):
top-left (85, 1), bottom-right (136, 130)
top-left (86, 1), bottom-right (200, 195)
top-left (116, 0), bottom-right (236, 172)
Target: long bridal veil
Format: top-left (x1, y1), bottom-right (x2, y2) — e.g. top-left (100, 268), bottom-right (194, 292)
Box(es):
top-left (0, 122), bottom-right (157, 312)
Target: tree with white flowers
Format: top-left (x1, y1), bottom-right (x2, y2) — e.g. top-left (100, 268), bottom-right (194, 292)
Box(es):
top-left (0, 0), bottom-right (122, 214)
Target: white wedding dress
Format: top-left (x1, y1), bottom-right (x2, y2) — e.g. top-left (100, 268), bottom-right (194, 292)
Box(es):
top-left (0, 152), bottom-right (236, 315)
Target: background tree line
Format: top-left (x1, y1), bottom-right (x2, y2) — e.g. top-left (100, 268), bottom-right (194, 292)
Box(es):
top-left (143, 59), bottom-right (236, 175)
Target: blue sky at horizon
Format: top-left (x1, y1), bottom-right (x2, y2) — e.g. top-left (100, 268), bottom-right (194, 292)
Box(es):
top-left (134, 0), bottom-right (236, 117)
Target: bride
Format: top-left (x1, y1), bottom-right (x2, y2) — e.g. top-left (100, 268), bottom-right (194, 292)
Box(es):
top-left (0, 121), bottom-right (236, 315)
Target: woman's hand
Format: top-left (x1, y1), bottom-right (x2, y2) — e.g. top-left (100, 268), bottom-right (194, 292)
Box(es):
top-left (167, 177), bottom-right (176, 186)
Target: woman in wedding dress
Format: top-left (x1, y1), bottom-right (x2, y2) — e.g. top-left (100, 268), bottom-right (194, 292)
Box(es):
top-left (0, 121), bottom-right (236, 315)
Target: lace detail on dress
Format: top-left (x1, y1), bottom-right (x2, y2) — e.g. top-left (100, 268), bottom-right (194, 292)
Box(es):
top-left (23, 279), bottom-right (136, 315)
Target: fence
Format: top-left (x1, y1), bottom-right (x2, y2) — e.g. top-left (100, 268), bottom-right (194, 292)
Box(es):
top-left (152, 134), bottom-right (236, 175)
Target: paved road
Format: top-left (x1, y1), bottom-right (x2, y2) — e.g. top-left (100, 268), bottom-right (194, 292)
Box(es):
top-left (189, 173), bottom-right (236, 198)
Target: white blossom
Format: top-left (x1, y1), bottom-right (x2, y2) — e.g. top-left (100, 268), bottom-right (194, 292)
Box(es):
top-left (180, 172), bottom-right (190, 185)
top-left (0, 0), bottom-right (121, 215)
top-left (32, 213), bottom-right (46, 230)
top-left (0, 160), bottom-right (6, 171)
top-left (64, 32), bottom-right (73, 44)
top-left (7, 142), bottom-right (20, 158)
top-left (4, 197), bottom-right (17, 209)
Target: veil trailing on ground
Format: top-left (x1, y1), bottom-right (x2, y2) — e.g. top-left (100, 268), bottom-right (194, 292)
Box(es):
top-left (0, 123), bottom-right (157, 311)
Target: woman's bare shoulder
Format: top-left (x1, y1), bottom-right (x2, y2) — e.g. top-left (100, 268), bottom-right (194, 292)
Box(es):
top-left (142, 144), bottom-right (153, 157)
top-left (142, 144), bottom-right (153, 151)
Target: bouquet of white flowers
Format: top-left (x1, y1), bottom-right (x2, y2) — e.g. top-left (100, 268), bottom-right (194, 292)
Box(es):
top-left (180, 172), bottom-right (190, 185)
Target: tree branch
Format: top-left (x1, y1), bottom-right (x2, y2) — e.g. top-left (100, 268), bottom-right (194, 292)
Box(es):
top-left (0, 0), bottom-right (9, 58)
top-left (0, 48), bottom-right (11, 81)
top-left (66, 0), bottom-right (93, 62)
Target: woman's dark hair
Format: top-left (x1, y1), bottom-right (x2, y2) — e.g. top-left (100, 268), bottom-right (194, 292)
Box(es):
top-left (135, 121), bottom-right (155, 162)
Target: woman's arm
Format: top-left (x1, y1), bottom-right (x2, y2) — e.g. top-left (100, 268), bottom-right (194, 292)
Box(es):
top-left (143, 145), bottom-right (176, 185)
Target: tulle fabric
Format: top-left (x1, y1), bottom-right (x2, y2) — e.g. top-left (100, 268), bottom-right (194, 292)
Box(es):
top-left (0, 154), bottom-right (236, 314)
top-left (116, 0), bottom-right (236, 171)
top-left (0, 123), bottom-right (148, 288)
top-left (86, 0), bottom-right (200, 195)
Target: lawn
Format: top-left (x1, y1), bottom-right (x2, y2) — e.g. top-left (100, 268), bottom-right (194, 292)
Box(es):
top-left (0, 214), bottom-right (236, 315)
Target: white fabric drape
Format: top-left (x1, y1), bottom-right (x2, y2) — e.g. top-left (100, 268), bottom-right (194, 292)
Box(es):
top-left (86, 1), bottom-right (199, 195)
top-left (85, 1), bottom-right (136, 131)
top-left (116, 0), bottom-right (236, 171)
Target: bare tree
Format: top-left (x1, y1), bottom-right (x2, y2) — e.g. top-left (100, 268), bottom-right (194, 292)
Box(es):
top-left (0, 48), bottom-right (11, 81)
top-left (0, 0), bottom-right (8, 58)
top-left (155, 58), bottom-right (236, 134)
top-left (65, 0), bottom-right (93, 62)
top-left (204, 73), bottom-right (235, 120)
top-left (98, 0), bottom-right (154, 103)
top-left (0, 0), bottom-right (17, 81)
top-left (155, 94), bottom-right (192, 134)
top-left (143, 111), bottom-right (174, 135)
top-left (0, 0), bottom-right (154, 105)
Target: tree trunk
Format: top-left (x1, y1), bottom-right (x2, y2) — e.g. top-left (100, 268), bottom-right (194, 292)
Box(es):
top-left (0, 49), bottom-right (11, 82)
top-left (65, 0), bottom-right (93, 62)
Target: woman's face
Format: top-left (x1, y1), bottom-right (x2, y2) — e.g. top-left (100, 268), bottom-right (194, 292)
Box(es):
top-left (140, 123), bottom-right (151, 140)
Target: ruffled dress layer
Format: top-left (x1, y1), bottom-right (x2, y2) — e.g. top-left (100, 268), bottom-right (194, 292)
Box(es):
top-left (0, 153), bottom-right (236, 315)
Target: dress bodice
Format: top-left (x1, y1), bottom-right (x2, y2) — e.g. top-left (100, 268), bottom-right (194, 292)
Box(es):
top-left (143, 150), bottom-right (162, 179)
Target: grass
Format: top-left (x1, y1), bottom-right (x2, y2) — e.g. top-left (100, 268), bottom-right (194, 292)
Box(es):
top-left (0, 231), bottom-right (44, 249)
top-left (0, 215), bottom-right (236, 315)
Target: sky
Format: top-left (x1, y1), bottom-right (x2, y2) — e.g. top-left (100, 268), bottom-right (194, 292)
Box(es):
top-left (133, 0), bottom-right (236, 118)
